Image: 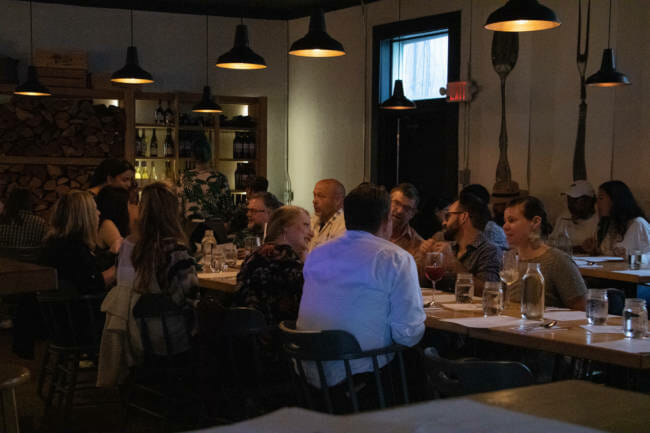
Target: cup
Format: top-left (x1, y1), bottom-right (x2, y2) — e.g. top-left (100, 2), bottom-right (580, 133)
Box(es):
top-left (210, 245), bottom-right (225, 273)
top-left (628, 250), bottom-right (643, 270)
top-left (222, 243), bottom-right (237, 268)
top-left (243, 236), bottom-right (261, 257)
top-left (482, 282), bottom-right (503, 317)
top-left (586, 289), bottom-right (609, 325)
top-left (623, 298), bottom-right (648, 338)
top-left (455, 273), bottom-right (474, 304)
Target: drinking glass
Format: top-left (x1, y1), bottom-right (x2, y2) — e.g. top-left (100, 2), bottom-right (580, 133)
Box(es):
top-left (424, 252), bottom-right (445, 291)
top-left (455, 273), bottom-right (474, 304)
top-left (499, 250), bottom-right (519, 305)
top-left (222, 243), bottom-right (237, 268)
top-left (623, 298), bottom-right (648, 338)
top-left (243, 236), bottom-right (261, 257)
top-left (482, 282), bottom-right (503, 316)
top-left (628, 249), bottom-right (643, 270)
top-left (586, 289), bottom-right (608, 325)
top-left (210, 245), bottom-right (225, 273)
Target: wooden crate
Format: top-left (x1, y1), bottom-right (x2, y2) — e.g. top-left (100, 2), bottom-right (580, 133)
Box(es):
top-left (36, 67), bottom-right (89, 88)
top-left (34, 49), bottom-right (87, 69)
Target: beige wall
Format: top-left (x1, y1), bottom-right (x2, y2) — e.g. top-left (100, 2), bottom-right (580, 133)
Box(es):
top-left (288, 0), bottom-right (650, 221)
top-left (0, 0), bottom-right (289, 196)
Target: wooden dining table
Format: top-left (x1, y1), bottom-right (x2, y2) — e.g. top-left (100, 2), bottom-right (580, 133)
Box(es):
top-left (0, 257), bottom-right (58, 296)
top-left (197, 270), bottom-right (239, 294)
top-left (577, 260), bottom-right (650, 284)
top-left (424, 291), bottom-right (650, 370)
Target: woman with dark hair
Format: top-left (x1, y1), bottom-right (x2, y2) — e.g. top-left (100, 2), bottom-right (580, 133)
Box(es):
top-left (232, 205), bottom-right (313, 325)
top-left (587, 180), bottom-right (650, 258)
top-left (96, 186), bottom-right (131, 273)
top-left (503, 196), bottom-right (586, 310)
top-left (0, 187), bottom-right (46, 247)
top-left (179, 134), bottom-right (234, 222)
top-left (88, 158), bottom-right (135, 196)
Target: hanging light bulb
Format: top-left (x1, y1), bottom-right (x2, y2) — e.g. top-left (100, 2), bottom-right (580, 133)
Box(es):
top-left (586, 0), bottom-right (630, 87)
top-left (216, 19), bottom-right (267, 70)
top-left (14, 0), bottom-right (50, 96)
top-left (289, 9), bottom-right (346, 57)
top-left (111, 8), bottom-right (154, 84)
top-left (484, 0), bottom-right (561, 32)
top-left (193, 14), bottom-right (222, 113)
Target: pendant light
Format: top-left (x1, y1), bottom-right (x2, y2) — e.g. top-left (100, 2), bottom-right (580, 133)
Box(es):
top-left (193, 14), bottom-right (222, 113)
top-left (380, 0), bottom-right (415, 110)
top-left (216, 19), bottom-right (267, 70)
top-left (14, 0), bottom-right (50, 96)
top-left (111, 8), bottom-right (154, 84)
top-left (484, 0), bottom-right (561, 32)
top-left (289, 9), bottom-right (346, 57)
top-left (585, 0), bottom-right (630, 87)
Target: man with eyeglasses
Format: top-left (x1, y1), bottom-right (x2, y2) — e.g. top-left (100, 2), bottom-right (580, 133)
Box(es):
top-left (416, 191), bottom-right (502, 293)
top-left (389, 183), bottom-right (423, 257)
top-left (234, 192), bottom-right (282, 248)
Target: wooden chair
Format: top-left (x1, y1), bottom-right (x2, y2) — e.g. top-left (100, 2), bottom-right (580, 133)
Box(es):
top-left (278, 320), bottom-right (410, 414)
top-left (421, 346), bottom-right (533, 398)
top-left (36, 289), bottom-right (105, 423)
top-left (0, 246), bottom-right (41, 264)
top-left (0, 364), bottom-right (30, 433)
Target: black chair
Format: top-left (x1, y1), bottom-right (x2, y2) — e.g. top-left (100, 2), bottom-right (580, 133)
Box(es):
top-left (122, 293), bottom-right (205, 432)
top-left (606, 288), bottom-right (625, 316)
top-left (36, 288), bottom-right (105, 422)
top-left (278, 320), bottom-right (410, 414)
top-left (421, 347), bottom-right (534, 398)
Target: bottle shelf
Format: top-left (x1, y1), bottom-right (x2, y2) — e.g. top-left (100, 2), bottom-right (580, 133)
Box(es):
top-left (135, 156), bottom-right (175, 160)
top-left (218, 158), bottom-right (256, 162)
top-left (136, 124), bottom-right (172, 129)
top-left (220, 126), bottom-right (256, 132)
top-left (179, 125), bottom-right (216, 131)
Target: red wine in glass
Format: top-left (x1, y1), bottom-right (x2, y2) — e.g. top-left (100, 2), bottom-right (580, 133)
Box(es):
top-left (424, 251), bottom-right (445, 290)
top-left (425, 265), bottom-right (445, 282)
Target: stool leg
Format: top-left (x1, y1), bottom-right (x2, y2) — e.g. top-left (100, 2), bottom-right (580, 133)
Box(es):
top-left (1, 388), bottom-right (21, 433)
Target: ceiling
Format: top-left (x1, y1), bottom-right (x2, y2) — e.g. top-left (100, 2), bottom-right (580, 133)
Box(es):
top-left (27, 0), bottom-right (379, 20)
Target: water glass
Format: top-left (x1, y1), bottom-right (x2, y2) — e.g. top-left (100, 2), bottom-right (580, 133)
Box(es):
top-left (455, 273), bottom-right (474, 304)
top-left (623, 298), bottom-right (648, 338)
top-left (243, 236), bottom-right (261, 256)
top-left (586, 289), bottom-right (609, 325)
top-left (210, 245), bottom-right (225, 273)
top-left (222, 243), bottom-right (237, 268)
top-left (482, 282), bottom-right (503, 317)
top-left (628, 250), bottom-right (643, 270)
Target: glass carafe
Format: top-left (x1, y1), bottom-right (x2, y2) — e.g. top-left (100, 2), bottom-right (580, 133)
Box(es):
top-left (521, 263), bottom-right (544, 320)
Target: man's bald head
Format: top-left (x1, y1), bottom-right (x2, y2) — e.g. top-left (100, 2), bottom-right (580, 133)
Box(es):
top-left (313, 179), bottom-right (345, 222)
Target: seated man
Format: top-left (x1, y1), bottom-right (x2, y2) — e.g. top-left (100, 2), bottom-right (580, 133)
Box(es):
top-left (461, 184), bottom-right (508, 250)
top-left (229, 176), bottom-right (269, 234)
top-left (234, 192), bottom-right (281, 248)
top-left (417, 191), bottom-right (502, 293)
top-left (298, 184), bottom-right (425, 388)
top-left (308, 179), bottom-right (346, 251)
top-left (550, 180), bottom-right (598, 253)
top-left (389, 183), bottom-right (424, 257)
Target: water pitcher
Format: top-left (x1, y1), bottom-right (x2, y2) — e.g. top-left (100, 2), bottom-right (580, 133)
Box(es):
top-left (521, 263), bottom-right (544, 320)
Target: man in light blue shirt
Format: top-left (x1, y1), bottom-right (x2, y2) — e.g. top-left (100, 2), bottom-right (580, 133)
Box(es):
top-left (297, 184), bottom-right (426, 388)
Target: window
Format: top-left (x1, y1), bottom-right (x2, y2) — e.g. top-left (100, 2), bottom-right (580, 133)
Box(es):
top-left (390, 30), bottom-right (449, 100)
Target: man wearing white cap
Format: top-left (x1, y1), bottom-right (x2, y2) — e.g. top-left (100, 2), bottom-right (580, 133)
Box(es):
top-left (550, 180), bottom-right (598, 253)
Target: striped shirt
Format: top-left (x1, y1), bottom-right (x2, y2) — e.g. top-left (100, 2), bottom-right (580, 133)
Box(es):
top-left (0, 210), bottom-right (47, 247)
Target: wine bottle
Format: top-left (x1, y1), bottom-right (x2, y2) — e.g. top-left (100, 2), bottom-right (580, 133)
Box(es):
top-left (241, 133), bottom-right (249, 159)
top-left (164, 100), bottom-right (174, 126)
top-left (164, 128), bottom-right (175, 157)
top-left (233, 132), bottom-right (240, 159)
top-left (135, 128), bottom-right (142, 157)
top-left (155, 100), bottom-right (165, 125)
top-left (150, 160), bottom-right (158, 181)
top-left (150, 129), bottom-right (159, 157)
top-left (140, 161), bottom-right (148, 185)
top-left (142, 130), bottom-right (150, 157)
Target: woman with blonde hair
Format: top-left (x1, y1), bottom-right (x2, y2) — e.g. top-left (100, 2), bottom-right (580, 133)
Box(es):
top-left (232, 205), bottom-right (313, 325)
top-left (41, 190), bottom-right (115, 292)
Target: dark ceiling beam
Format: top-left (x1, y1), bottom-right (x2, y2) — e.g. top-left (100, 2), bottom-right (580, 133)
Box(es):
top-left (21, 0), bottom-right (378, 20)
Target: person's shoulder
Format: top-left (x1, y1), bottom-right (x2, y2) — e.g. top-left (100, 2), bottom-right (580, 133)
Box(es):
top-left (543, 246), bottom-right (573, 265)
top-left (629, 217), bottom-right (650, 231)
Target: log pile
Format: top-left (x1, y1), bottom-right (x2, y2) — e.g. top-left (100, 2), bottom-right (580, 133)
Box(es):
top-left (0, 96), bottom-right (124, 157)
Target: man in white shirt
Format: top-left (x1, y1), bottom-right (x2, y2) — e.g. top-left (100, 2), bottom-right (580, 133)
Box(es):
top-left (298, 183), bottom-right (426, 388)
top-left (551, 180), bottom-right (598, 252)
top-left (308, 178), bottom-right (346, 251)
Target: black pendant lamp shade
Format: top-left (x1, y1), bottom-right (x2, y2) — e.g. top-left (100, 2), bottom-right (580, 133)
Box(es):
top-left (14, 0), bottom-right (50, 96)
top-left (380, 80), bottom-right (416, 110)
top-left (289, 9), bottom-right (346, 57)
top-left (111, 46), bottom-right (154, 84)
top-left (484, 0), bottom-right (561, 32)
top-left (216, 24), bottom-right (267, 70)
top-left (585, 48), bottom-right (630, 87)
top-left (15, 65), bottom-right (51, 96)
top-left (193, 86), bottom-right (222, 112)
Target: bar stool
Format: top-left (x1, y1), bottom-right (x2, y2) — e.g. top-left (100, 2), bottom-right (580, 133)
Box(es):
top-left (0, 364), bottom-right (30, 433)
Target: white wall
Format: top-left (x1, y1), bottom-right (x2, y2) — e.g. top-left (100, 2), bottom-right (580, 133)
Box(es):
top-left (0, 0), bottom-right (288, 196)
top-left (288, 0), bottom-right (650, 221)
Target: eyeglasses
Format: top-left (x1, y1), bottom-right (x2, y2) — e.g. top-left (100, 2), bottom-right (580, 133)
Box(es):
top-left (391, 200), bottom-right (416, 213)
top-left (443, 211), bottom-right (465, 221)
top-left (246, 208), bottom-right (266, 214)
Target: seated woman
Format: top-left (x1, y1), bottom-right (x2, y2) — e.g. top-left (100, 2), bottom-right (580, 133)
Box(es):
top-left (0, 186), bottom-right (47, 249)
top-left (42, 190), bottom-right (115, 292)
top-left (232, 205), bottom-right (313, 325)
top-left (88, 158), bottom-right (135, 197)
top-left (586, 180), bottom-right (650, 259)
top-left (503, 196), bottom-right (586, 310)
top-left (95, 186), bottom-right (131, 271)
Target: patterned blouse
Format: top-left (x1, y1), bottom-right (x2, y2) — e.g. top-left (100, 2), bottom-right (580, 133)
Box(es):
top-left (180, 168), bottom-right (234, 221)
top-left (0, 210), bottom-right (47, 247)
top-left (232, 243), bottom-right (304, 326)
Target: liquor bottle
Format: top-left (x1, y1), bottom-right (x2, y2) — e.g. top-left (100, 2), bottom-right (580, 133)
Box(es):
top-left (165, 160), bottom-right (173, 181)
top-left (134, 160), bottom-right (141, 182)
top-left (155, 100), bottom-right (165, 125)
top-left (140, 161), bottom-right (148, 186)
top-left (521, 263), bottom-right (545, 320)
top-left (150, 129), bottom-right (159, 157)
top-left (233, 132), bottom-right (241, 159)
top-left (164, 100), bottom-right (174, 126)
top-left (150, 160), bottom-right (158, 181)
top-left (134, 129), bottom-right (142, 157)
top-left (141, 130), bottom-right (149, 157)
top-left (164, 128), bottom-right (175, 157)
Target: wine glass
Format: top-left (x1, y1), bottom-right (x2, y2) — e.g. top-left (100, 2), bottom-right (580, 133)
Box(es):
top-left (499, 249), bottom-right (519, 306)
top-left (424, 251), bottom-right (445, 291)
